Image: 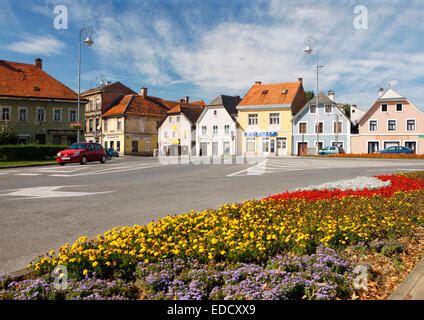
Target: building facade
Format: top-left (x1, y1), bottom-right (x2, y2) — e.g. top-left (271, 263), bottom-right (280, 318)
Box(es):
top-left (0, 58), bottom-right (85, 145)
top-left (82, 82), bottom-right (135, 144)
top-left (351, 88), bottom-right (424, 154)
top-left (236, 80), bottom-right (306, 156)
top-left (158, 102), bottom-right (205, 156)
top-left (101, 88), bottom-right (173, 156)
top-left (195, 95), bottom-right (242, 156)
top-left (292, 91), bottom-right (351, 155)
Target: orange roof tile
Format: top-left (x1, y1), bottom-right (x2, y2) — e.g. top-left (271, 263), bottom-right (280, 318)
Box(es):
top-left (0, 59), bottom-right (78, 100)
top-left (102, 94), bottom-right (170, 118)
top-left (167, 103), bottom-right (205, 124)
top-left (238, 81), bottom-right (303, 106)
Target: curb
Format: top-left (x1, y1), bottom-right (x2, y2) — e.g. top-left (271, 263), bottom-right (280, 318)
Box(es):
top-left (389, 256), bottom-right (424, 300)
top-left (5, 268), bottom-right (33, 281)
top-left (0, 163), bottom-right (56, 170)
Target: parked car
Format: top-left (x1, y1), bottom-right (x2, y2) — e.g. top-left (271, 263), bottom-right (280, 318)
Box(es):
top-left (56, 142), bottom-right (107, 165)
top-left (319, 146), bottom-right (346, 155)
top-left (106, 148), bottom-right (120, 159)
top-left (376, 146), bottom-right (415, 154)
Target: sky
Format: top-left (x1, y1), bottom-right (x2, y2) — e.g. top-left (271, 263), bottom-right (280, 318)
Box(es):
top-left (1, 0), bottom-right (423, 110)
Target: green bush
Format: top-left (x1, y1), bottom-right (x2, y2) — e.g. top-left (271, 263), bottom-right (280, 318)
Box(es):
top-left (0, 145), bottom-right (66, 161)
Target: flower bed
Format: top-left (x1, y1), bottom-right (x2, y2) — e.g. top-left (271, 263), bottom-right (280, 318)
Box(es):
top-left (1, 172), bottom-right (423, 300)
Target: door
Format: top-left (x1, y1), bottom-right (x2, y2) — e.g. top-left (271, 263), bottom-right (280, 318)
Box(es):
top-left (223, 141), bottom-right (231, 155)
top-left (277, 137), bottom-right (287, 156)
top-left (368, 142), bottom-right (379, 154)
top-left (200, 142), bottom-right (208, 156)
top-left (270, 138), bottom-right (276, 155)
top-left (35, 134), bottom-right (46, 145)
top-left (298, 142), bottom-right (308, 156)
top-left (132, 141), bottom-right (138, 153)
top-left (212, 142), bottom-right (219, 156)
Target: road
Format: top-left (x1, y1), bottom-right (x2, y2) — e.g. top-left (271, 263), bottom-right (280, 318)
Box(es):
top-left (1, 156), bottom-right (423, 275)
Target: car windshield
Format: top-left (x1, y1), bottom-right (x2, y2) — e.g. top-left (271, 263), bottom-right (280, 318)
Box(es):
top-left (69, 143), bottom-right (88, 150)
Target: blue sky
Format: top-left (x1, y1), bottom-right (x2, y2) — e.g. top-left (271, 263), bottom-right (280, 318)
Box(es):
top-left (1, 0), bottom-right (423, 110)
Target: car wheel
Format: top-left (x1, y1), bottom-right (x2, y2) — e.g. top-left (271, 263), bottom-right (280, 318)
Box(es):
top-left (100, 155), bottom-right (106, 163)
top-left (59, 163), bottom-right (66, 166)
top-left (80, 156), bottom-right (87, 165)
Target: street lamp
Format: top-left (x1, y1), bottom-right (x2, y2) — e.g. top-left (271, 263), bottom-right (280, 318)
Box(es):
top-left (304, 43), bottom-right (324, 154)
top-left (77, 27), bottom-right (94, 142)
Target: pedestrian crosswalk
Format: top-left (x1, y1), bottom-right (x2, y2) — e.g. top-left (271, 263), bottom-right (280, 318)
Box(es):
top-left (226, 157), bottom-right (424, 177)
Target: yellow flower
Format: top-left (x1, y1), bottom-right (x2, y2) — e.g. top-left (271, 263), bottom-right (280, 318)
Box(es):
top-left (83, 269), bottom-right (88, 276)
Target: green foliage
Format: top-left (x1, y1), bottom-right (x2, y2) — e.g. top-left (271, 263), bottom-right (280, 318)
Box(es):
top-left (305, 90), bottom-right (315, 102)
top-left (0, 145), bottom-right (66, 161)
top-left (0, 124), bottom-right (18, 145)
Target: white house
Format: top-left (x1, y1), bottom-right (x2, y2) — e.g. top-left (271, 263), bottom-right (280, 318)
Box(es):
top-left (195, 95), bottom-right (242, 156)
top-left (158, 103), bottom-right (205, 156)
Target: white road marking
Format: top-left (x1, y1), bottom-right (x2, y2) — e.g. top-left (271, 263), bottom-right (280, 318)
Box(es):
top-left (15, 173), bottom-right (41, 176)
top-left (226, 160), bottom-right (269, 177)
top-left (0, 185), bottom-right (114, 200)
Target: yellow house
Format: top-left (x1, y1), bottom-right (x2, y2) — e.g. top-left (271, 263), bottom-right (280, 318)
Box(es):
top-left (237, 79), bottom-right (306, 156)
top-left (101, 88), bottom-right (174, 156)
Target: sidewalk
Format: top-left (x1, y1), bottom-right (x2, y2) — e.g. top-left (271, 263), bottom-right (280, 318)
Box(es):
top-left (389, 257), bottom-right (424, 300)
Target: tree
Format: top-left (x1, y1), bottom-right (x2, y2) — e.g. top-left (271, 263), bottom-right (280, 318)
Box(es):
top-left (341, 104), bottom-right (351, 118)
top-left (0, 123), bottom-right (18, 145)
top-left (305, 90), bottom-right (315, 102)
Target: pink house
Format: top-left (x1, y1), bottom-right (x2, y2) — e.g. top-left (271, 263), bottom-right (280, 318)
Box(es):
top-left (351, 88), bottom-right (424, 154)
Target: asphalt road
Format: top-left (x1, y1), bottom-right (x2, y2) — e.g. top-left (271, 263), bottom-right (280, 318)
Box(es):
top-left (1, 156), bottom-right (424, 275)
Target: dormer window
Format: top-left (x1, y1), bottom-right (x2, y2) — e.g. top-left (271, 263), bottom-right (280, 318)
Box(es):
top-left (325, 105), bottom-right (332, 113)
top-left (282, 89), bottom-right (288, 94)
top-left (381, 104), bottom-right (388, 112)
top-left (262, 90), bottom-right (269, 94)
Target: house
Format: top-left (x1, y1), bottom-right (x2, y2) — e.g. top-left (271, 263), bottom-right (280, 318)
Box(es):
top-left (236, 79), bottom-right (306, 156)
top-left (82, 81), bottom-right (135, 143)
top-left (195, 95), bottom-right (242, 156)
top-left (351, 88), bottom-right (424, 154)
top-left (101, 87), bottom-right (174, 156)
top-left (158, 99), bottom-right (205, 156)
top-left (292, 91), bottom-right (352, 155)
top-left (0, 58), bottom-right (86, 145)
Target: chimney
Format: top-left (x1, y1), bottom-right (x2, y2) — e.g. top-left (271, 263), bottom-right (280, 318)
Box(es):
top-left (34, 58), bottom-right (42, 70)
top-left (328, 90), bottom-right (335, 102)
top-left (140, 87), bottom-right (148, 98)
top-left (255, 81), bottom-right (262, 85)
top-left (298, 78), bottom-right (303, 83)
top-left (378, 88), bottom-right (385, 97)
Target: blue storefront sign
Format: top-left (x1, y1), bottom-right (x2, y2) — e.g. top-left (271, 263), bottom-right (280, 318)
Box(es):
top-left (245, 132), bottom-right (278, 137)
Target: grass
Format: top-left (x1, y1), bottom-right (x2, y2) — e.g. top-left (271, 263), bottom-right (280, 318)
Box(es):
top-left (0, 160), bottom-right (56, 168)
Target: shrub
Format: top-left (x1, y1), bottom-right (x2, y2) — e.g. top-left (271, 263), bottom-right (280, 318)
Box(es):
top-left (0, 144), bottom-right (66, 161)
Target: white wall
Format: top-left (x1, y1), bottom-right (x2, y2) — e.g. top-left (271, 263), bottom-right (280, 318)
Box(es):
top-left (158, 113), bottom-right (194, 155)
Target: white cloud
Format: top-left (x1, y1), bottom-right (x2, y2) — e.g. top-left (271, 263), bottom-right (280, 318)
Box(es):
top-left (6, 35), bottom-right (66, 56)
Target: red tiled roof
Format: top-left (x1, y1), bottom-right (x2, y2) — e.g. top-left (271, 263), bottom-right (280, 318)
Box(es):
top-left (238, 81), bottom-right (303, 106)
top-left (167, 103), bottom-right (205, 124)
top-left (0, 60), bottom-right (78, 100)
top-left (102, 94), bottom-right (170, 117)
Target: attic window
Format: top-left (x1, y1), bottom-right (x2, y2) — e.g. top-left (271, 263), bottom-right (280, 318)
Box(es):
top-left (282, 89), bottom-right (288, 94)
top-left (33, 86), bottom-right (41, 92)
top-left (262, 90), bottom-right (269, 94)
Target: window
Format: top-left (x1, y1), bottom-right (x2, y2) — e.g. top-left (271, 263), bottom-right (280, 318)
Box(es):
top-left (396, 103), bottom-right (403, 112)
top-left (117, 119), bottom-right (122, 131)
top-left (246, 138), bottom-right (255, 152)
top-left (177, 116), bottom-right (180, 122)
top-left (2, 107), bottom-right (10, 121)
top-left (213, 110), bottom-right (217, 116)
top-left (325, 105), bottom-right (332, 113)
top-left (169, 117), bottom-right (173, 123)
top-left (407, 119), bottom-right (416, 131)
top-left (172, 132), bottom-right (176, 138)
top-left (381, 104), bottom-right (388, 112)
top-left (145, 139), bottom-right (151, 152)
top-left (315, 122), bottom-right (323, 134)
top-left (224, 125), bottom-right (230, 135)
top-left (18, 135), bottom-right (30, 144)
top-left (405, 141), bottom-right (416, 151)
top-left (104, 119), bottom-right (108, 131)
top-left (384, 141), bottom-right (400, 149)
top-left (19, 108), bottom-right (28, 122)
top-left (164, 131), bottom-right (168, 138)
top-left (310, 105), bottom-right (316, 113)
top-left (269, 113), bottom-right (280, 125)
top-left (333, 121), bottom-right (342, 134)
top-left (68, 109), bottom-right (76, 122)
top-left (89, 119), bottom-right (93, 132)
top-left (248, 114), bottom-right (258, 125)
top-left (223, 142), bottom-right (230, 155)
top-left (388, 120), bottom-right (396, 131)
top-left (53, 109), bottom-right (62, 122)
top-left (332, 142), bottom-right (344, 148)
top-left (202, 126), bottom-right (207, 135)
top-left (299, 122), bottom-right (307, 134)
top-left (96, 118), bottom-right (100, 131)
top-left (116, 141), bottom-right (121, 151)
top-left (213, 125), bottom-right (218, 135)
top-left (369, 120), bottom-right (377, 132)
top-left (212, 142), bottom-right (219, 156)
top-left (37, 108), bottom-right (45, 122)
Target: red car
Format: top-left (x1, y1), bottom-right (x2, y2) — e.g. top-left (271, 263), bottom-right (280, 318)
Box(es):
top-left (56, 142), bottom-right (107, 166)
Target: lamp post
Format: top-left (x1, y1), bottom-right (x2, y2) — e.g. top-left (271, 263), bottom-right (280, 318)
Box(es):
top-left (304, 43), bottom-right (324, 154)
top-left (77, 27), bottom-right (94, 142)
